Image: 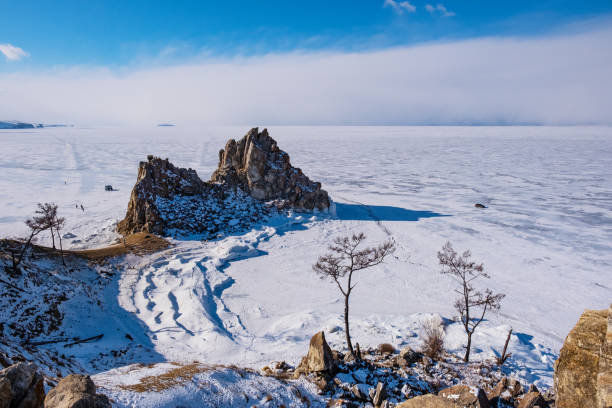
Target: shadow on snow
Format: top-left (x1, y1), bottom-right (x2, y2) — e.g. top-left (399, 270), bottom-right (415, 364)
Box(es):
top-left (334, 202), bottom-right (448, 222)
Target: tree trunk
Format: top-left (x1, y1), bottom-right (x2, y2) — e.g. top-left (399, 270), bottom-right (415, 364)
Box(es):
top-left (344, 294), bottom-right (355, 358)
top-left (14, 231), bottom-right (36, 272)
top-left (50, 226), bottom-right (56, 249)
top-left (11, 249), bottom-right (17, 270)
top-left (58, 232), bottom-right (65, 266)
top-left (464, 332), bottom-right (472, 362)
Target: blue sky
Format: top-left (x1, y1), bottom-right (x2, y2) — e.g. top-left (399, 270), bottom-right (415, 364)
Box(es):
top-left (2, 0), bottom-right (612, 67)
top-left (0, 1), bottom-right (611, 125)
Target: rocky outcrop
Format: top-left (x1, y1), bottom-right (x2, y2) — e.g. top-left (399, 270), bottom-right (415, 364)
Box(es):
top-left (44, 374), bottom-right (110, 408)
top-left (487, 377), bottom-right (523, 405)
top-left (117, 156), bottom-right (266, 236)
top-left (394, 346), bottom-right (422, 367)
top-left (295, 332), bottom-right (336, 377)
top-left (211, 128), bottom-right (330, 211)
top-left (517, 391), bottom-right (548, 408)
top-left (0, 363), bottom-right (45, 408)
top-left (554, 303), bottom-right (611, 408)
top-left (599, 304), bottom-right (612, 408)
top-left (118, 128), bottom-right (330, 236)
top-left (396, 394), bottom-right (461, 407)
top-left (438, 385), bottom-right (489, 408)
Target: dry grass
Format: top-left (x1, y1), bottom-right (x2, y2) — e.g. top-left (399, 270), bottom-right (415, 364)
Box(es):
top-left (420, 317), bottom-right (445, 360)
top-left (118, 362), bottom-right (258, 393)
top-left (73, 232), bottom-right (170, 259)
top-left (118, 363), bottom-right (209, 393)
top-left (21, 232), bottom-right (170, 261)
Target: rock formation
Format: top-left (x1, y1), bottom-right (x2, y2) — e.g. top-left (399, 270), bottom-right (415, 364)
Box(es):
top-left (117, 156), bottom-right (266, 236)
top-left (438, 385), bottom-right (489, 408)
top-left (517, 391), bottom-right (548, 408)
top-left (396, 394), bottom-right (461, 407)
top-left (295, 331), bottom-right (336, 377)
top-left (0, 363), bottom-right (45, 408)
top-left (554, 303), bottom-right (611, 408)
top-left (211, 128), bottom-right (330, 211)
top-left (118, 128), bottom-right (330, 236)
top-left (44, 374), bottom-right (111, 408)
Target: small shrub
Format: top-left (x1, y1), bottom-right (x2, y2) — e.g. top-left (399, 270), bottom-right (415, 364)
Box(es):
top-left (377, 343), bottom-right (396, 354)
top-left (420, 316), bottom-right (445, 360)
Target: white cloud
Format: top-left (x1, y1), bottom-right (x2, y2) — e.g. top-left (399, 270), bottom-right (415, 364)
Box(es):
top-left (384, 0), bottom-right (416, 15)
top-left (0, 27), bottom-right (611, 125)
top-left (425, 4), bottom-right (455, 17)
top-left (0, 44), bottom-right (28, 61)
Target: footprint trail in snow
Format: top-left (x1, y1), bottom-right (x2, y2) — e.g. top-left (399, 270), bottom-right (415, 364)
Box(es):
top-left (118, 225), bottom-right (280, 363)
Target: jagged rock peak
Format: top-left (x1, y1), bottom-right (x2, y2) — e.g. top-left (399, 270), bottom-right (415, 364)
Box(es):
top-left (118, 128), bottom-right (330, 236)
top-left (137, 155), bottom-right (205, 197)
top-left (117, 155), bottom-right (265, 236)
top-left (211, 127), bottom-right (330, 211)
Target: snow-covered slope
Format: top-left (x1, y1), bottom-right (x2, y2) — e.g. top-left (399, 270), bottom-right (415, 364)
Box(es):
top-left (1, 125), bottom-right (610, 400)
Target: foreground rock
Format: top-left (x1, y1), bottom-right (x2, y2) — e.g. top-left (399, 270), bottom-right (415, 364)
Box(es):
top-left (438, 384), bottom-right (489, 407)
top-left (554, 303), bottom-right (611, 408)
top-left (211, 127), bottom-right (330, 211)
top-left (118, 128), bottom-right (329, 236)
top-left (517, 391), bottom-right (548, 408)
top-left (44, 374), bottom-right (110, 408)
top-left (396, 394), bottom-right (461, 407)
top-left (0, 363), bottom-right (44, 408)
top-left (295, 331), bottom-right (336, 377)
top-left (273, 332), bottom-right (553, 406)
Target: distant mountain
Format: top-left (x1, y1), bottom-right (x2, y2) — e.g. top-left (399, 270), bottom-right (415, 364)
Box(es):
top-left (0, 121), bottom-right (72, 129)
top-left (0, 121), bottom-right (42, 129)
top-left (157, 123), bottom-right (175, 127)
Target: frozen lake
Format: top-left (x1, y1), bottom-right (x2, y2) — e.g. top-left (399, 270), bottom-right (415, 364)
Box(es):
top-left (1, 125), bottom-right (611, 387)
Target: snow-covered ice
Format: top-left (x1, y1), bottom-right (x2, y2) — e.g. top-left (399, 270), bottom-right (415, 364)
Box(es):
top-left (1, 125), bottom-right (611, 397)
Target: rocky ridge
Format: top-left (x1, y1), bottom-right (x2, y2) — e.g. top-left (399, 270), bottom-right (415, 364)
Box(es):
top-left (211, 127), bottom-right (330, 211)
top-left (118, 128), bottom-right (330, 236)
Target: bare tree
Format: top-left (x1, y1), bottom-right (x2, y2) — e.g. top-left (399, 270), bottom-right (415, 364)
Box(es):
top-left (437, 242), bottom-right (504, 362)
top-left (34, 203), bottom-right (58, 249)
top-left (8, 203), bottom-right (67, 271)
top-left (8, 214), bottom-right (45, 272)
top-left (495, 328), bottom-right (513, 366)
top-left (313, 233), bottom-right (395, 359)
top-left (53, 213), bottom-right (66, 266)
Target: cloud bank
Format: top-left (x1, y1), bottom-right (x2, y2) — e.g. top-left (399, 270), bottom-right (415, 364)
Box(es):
top-left (0, 27), bottom-right (611, 125)
top-left (0, 44), bottom-right (28, 61)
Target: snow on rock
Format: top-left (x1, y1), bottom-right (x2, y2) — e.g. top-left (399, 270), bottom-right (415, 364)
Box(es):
top-left (211, 127), bottom-right (330, 211)
top-left (117, 155), bottom-right (267, 237)
top-left (118, 128), bottom-right (329, 237)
